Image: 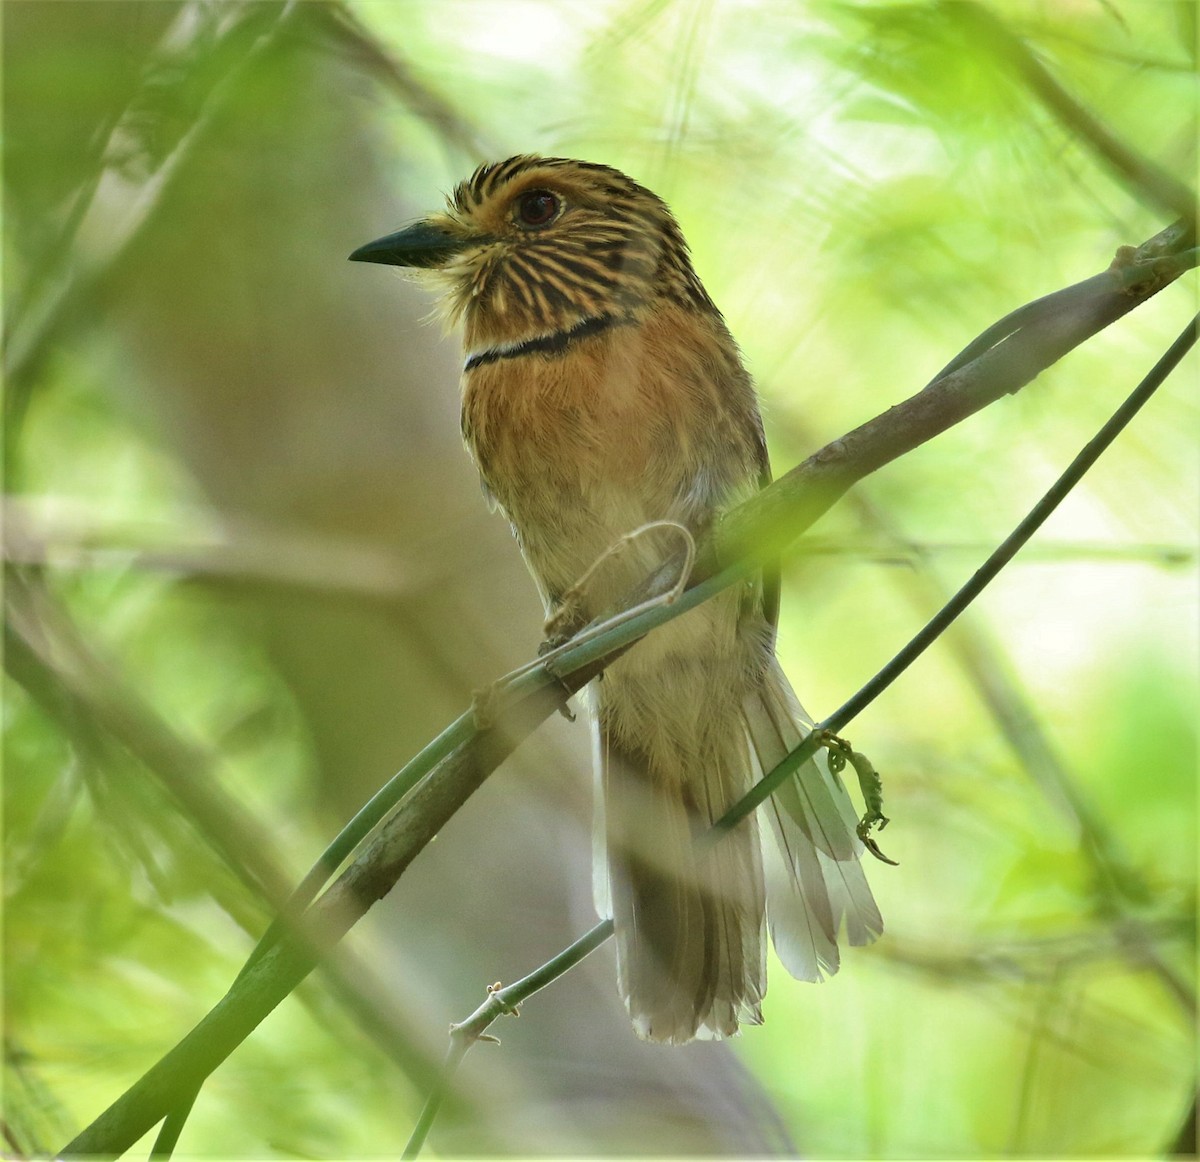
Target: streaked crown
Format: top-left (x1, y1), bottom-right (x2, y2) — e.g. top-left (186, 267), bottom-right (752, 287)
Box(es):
top-left (352, 156), bottom-right (717, 351)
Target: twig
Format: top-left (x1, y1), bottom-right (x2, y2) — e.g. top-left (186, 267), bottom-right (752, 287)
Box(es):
top-left (877, 921), bottom-right (1193, 983)
top-left (812, 479), bottom-right (1196, 1015)
top-left (717, 227), bottom-right (1195, 573)
top-left (244, 524), bottom-right (694, 976)
top-left (236, 705), bottom-right (476, 977)
top-left (0, 498), bottom-right (445, 601)
top-left (5, 572), bottom-right (454, 1137)
top-left (1169, 1095), bottom-right (1196, 1157)
top-left (928, 249), bottom-right (1193, 383)
top-left (5, 573), bottom-right (291, 903)
top-left (60, 657), bottom-right (593, 1159)
top-left (4, 2), bottom-right (301, 426)
top-left (402, 1043), bottom-right (468, 1162)
top-left (148, 1088), bottom-right (196, 1159)
top-left (403, 921), bottom-right (613, 1159)
top-left (5, 507), bottom-right (1194, 573)
top-left (310, 2), bottom-right (490, 161)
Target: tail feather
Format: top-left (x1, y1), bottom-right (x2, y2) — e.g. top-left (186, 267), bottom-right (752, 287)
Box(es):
top-left (595, 716), bottom-right (765, 1043)
top-left (762, 794), bottom-right (840, 980)
top-left (820, 848), bottom-right (880, 947)
top-left (589, 688), bottom-right (612, 922)
top-left (744, 660), bottom-right (883, 982)
top-left (744, 679), bottom-right (854, 860)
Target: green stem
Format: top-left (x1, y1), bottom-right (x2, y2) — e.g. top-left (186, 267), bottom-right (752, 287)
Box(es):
top-left (715, 311), bottom-right (1199, 832)
top-left (238, 708), bottom-right (476, 975)
top-left (403, 920), bottom-right (613, 1159)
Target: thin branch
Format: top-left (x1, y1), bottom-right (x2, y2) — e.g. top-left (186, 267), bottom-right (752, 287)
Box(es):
top-left (828, 492), bottom-right (1196, 1014)
top-left (403, 920), bottom-right (613, 1159)
top-left (4, 2), bottom-right (301, 422)
top-left (310, 2), bottom-right (491, 161)
top-left (1169, 1095), bottom-right (1196, 1157)
top-left (1032, 27), bottom-right (1197, 75)
top-left (1, 499), bottom-right (447, 602)
top-left (5, 573), bottom-right (291, 903)
top-left (4, 0), bottom-right (489, 463)
top-left (877, 921), bottom-right (1194, 984)
top-left (5, 505), bottom-right (1195, 573)
top-left (60, 660), bottom-right (592, 1159)
top-left (715, 310), bottom-right (1198, 831)
top-left (236, 706), bottom-right (476, 977)
top-left (717, 232), bottom-right (1194, 572)
top-left (148, 1089), bottom-right (196, 1160)
top-left (402, 1044), bottom-right (468, 1162)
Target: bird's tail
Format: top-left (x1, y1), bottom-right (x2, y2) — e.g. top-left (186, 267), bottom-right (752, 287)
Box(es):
top-left (592, 656), bottom-right (881, 1043)
top-left (743, 658), bottom-right (883, 981)
top-left (592, 691), bottom-right (766, 1044)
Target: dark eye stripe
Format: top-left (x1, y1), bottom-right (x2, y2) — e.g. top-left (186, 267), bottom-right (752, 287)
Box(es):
top-left (533, 248), bottom-right (617, 290)
top-left (535, 268), bottom-right (581, 308)
top-left (504, 256), bottom-right (540, 311)
top-left (579, 243), bottom-right (642, 274)
top-left (526, 256), bottom-right (605, 313)
top-left (528, 278), bottom-right (554, 321)
top-left (534, 268), bottom-right (596, 307)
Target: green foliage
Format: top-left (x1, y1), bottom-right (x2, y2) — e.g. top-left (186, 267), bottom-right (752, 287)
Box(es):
top-left (4, 0), bottom-right (1194, 1157)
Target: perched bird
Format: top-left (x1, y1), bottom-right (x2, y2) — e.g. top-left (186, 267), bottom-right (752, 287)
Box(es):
top-left (351, 156), bottom-right (882, 1043)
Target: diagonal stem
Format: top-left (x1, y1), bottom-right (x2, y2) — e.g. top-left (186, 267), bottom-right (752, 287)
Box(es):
top-left (402, 919), bottom-right (614, 1159)
top-left (716, 311), bottom-right (1198, 830)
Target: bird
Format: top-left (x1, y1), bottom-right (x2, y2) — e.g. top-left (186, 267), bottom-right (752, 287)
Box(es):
top-left (350, 155), bottom-right (882, 1043)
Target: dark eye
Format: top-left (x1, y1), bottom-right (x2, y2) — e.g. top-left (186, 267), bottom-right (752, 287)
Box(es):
top-left (516, 189), bottom-right (560, 228)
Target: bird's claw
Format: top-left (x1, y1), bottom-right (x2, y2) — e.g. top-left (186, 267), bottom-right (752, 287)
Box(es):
top-left (818, 730), bottom-right (852, 774)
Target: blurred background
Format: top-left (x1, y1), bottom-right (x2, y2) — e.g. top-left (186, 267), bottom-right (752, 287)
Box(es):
top-left (3, 0), bottom-right (1196, 1156)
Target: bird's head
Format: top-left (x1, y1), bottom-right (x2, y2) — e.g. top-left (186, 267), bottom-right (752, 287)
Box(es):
top-left (350, 155), bottom-right (712, 352)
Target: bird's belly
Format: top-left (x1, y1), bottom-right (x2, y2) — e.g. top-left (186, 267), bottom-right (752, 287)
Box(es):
top-left (462, 354), bottom-right (699, 611)
top-left (460, 340), bottom-right (767, 726)
top-left (505, 460), bottom-right (683, 616)
top-left (465, 376), bottom-right (762, 709)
